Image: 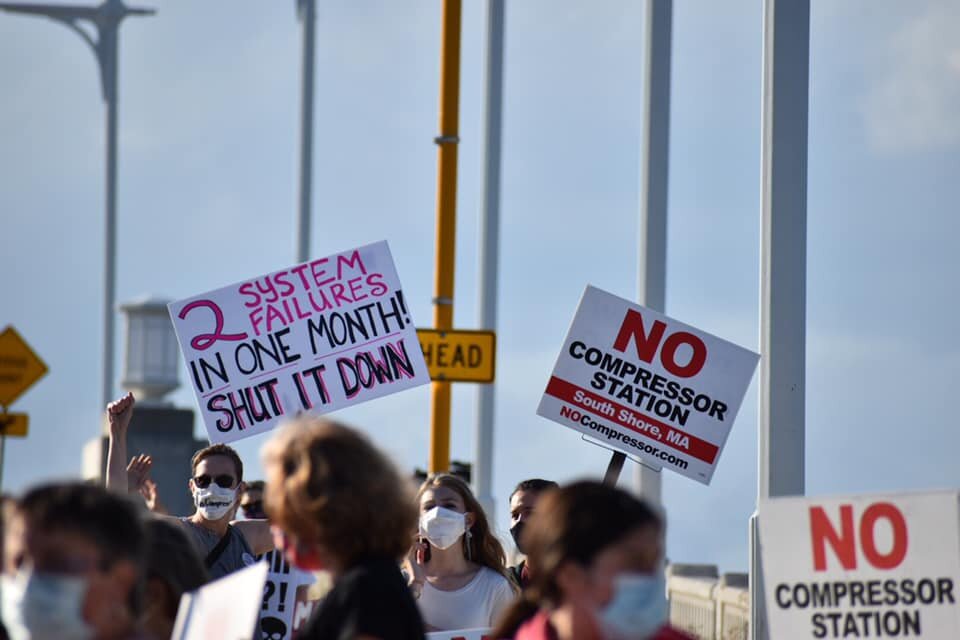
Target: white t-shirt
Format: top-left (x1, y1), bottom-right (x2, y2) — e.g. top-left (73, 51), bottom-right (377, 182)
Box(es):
top-left (417, 566), bottom-right (516, 631)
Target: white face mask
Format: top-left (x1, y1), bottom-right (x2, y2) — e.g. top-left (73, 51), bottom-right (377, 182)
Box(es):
top-left (419, 506), bottom-right (467, 550)
top-left (193, 484), bottom-right (237, 521)
top-left (599, 572), bottom-right (668, 640)
top-left (1, 569), bottom-right (94, 640)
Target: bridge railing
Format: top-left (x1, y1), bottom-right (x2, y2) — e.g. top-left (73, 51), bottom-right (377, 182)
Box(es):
top-left (666, 564), bottom-right (749, 640)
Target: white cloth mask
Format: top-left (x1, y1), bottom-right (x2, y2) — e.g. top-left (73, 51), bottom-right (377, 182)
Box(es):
top-left (599, 571), bottom-right (668, 640)
top-left (419, 506), bottom-right (467, 550)
top-left (193, 484), bottom-right (237, 521)
top-left (1, 569), bottom-right (94, 640)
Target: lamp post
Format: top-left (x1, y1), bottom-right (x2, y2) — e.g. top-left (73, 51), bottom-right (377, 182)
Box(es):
top-left (0, 0), bottom-right (155, 408)
top-left (295, 0), bottom-right (316, 263)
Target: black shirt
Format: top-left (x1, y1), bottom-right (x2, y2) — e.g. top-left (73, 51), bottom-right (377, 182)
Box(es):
top-left (298, 556), bottom-right (425, 640)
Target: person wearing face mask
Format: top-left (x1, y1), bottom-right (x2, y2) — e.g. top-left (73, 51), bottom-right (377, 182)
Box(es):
top-left (238, 480), bottom-right (267, 520)
top-left (261, 416), bottom-right (425, 639)
top-left (105, 392), bottom-right (275, 580)
top-left (408, 474), bottom-right (517, 631)
top-left (1, 482), bottom-right (147, 640)
top-left (491, 481), bottom-right (695, 640)
top-left (507, 479), bottom-right (558, 589)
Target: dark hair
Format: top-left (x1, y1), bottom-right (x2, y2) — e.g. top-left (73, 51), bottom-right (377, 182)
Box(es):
top-left (417, 474), bottom-right (515, 588)
top-left (16, 482), bottom-right (147, 614)
top-left (191, 443), bottom-right (244, 483)
top-left (262, 417), bottom-right (416, 567)
top-left (143, 519), bottom-right (209, 618)
top-left (510, 479), bottom-right (558, 501)
top-left (492, 481), bottom-right (663, 637)
top-left (243, 480), bottom-right (265, 493)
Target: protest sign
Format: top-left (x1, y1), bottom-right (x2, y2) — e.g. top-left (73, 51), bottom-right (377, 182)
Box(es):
top-left (537, 285), bottom-right (758, 484)
top-left (759, 491), bottom-right (960, 639)
top-left (172, 561), bottom-right (268, 640)
top-left (426, 629), bottom-right (492, 640)
top-left (169, 241), bottom-right (430, 443)
top-left (257, 550), bottom-right (319, 640)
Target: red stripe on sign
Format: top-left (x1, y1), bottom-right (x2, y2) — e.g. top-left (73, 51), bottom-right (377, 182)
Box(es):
top-left (544, 376), bottom-right (720, 464)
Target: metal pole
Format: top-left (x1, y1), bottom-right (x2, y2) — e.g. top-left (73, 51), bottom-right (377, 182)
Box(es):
top-left (428, 0), bottom-right (462, 474)
top-left (101, 25), bottom-right (119, 409)
top-left (473, 0), bottom-right (505, 520)
top-left (750, 1), bottom-right (809, 637)
top-left (632, 0), bottom-right (672, 506)
top-left (296, 0), bottom-right (316, 263)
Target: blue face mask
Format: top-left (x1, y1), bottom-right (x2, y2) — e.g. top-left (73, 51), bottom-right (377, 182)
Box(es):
top-left (599, 571), bottom-right (668, 640)
top-left (1, 569), bottom-right (94, 640)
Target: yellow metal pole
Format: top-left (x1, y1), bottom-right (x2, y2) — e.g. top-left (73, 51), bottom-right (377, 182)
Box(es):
top-left (429, 0), bottom-right (462, 474)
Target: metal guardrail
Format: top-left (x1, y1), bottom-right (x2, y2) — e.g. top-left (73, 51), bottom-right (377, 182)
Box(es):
top-left (666, 565), bottom-right (749, 640)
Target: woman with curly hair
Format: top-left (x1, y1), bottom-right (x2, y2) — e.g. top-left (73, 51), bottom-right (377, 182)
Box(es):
top-left (262, 417), bottom-right (424, 640)
top-left (408, 473), bottom-right (517, 630)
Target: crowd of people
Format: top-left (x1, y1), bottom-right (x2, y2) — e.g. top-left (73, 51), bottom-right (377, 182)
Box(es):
top-left (0, 393), bottom-right (695, 640)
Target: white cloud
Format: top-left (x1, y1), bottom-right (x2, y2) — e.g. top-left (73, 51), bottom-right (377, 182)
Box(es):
top-left (862, 0), bottom-right (960, 152)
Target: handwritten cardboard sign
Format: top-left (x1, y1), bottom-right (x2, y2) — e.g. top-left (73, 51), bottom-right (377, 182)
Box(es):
top-left (257, 550), bottom-right (318, 640)
top-left (537, 285), bottom-right (758, 484)
top-left (170, 241), bottom-right (430, 444)
top-left (759, 491), bottom-right (960, 639)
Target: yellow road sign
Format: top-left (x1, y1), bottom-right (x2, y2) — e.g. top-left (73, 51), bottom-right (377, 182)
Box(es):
top-left (417, 329), bottom-right (495, 383)
top-left (0, 326), bottom-right (48, 407)
top-left (0, 413), bottom-right (28, 437)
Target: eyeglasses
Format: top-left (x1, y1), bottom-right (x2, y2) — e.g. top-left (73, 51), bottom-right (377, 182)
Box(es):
top-left (193, 474), bottom-right (236, 489)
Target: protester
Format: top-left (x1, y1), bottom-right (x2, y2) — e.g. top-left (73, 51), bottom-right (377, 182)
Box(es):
top-left (261, 416), bottom-right (424, 639)
top-left (508, 479), bottom-right (559, 588)
top-left (409, 473), bottom-right (517, 631)
top-left (239, 480), bottom-right (267, 520)
top-left (1, 482), bottom-right (147, 640)
top-left (105, 392), bottom-right (274, 579)
top-left (141, 519), bottom-right (210, 639)
top-left (491, 481), bottom-right (693, 640)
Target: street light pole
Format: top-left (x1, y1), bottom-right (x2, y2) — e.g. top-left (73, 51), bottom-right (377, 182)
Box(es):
top-left (0, 0), bottom-right (155, 410)
top-left (296, 0), bottom-right (316, 263)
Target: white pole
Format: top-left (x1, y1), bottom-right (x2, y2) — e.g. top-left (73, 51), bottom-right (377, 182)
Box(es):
top-left (750, 1), bottom-right (809, 637)
top-left (474, 0), bottom-right (505, 522)
top-left (101, 22), bottom-right (119, 410)
top-left (296, 0), bottom-right (316, 263)
top-left (633, 0), bottom-right (672, 506)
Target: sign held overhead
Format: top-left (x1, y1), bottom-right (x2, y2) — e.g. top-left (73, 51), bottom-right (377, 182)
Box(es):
top-left (417, 329), bottom-right (495, 383)
top-left (169, 241), bottom-right (430, 444)
top-left (537, 285), bottom-right (758, 485)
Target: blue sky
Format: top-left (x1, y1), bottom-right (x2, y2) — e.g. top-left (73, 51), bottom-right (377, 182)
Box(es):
top-left (2, 0), bottom-right (958, 573)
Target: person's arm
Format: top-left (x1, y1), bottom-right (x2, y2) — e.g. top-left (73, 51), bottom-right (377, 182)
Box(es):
top-left (232, 519), bottom-right (274, 556)
top-left (105, 392), bottom-right (135, 493)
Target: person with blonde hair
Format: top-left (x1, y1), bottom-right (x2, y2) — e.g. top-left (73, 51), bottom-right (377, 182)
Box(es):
top-left (262, 417), bottom-right (424, 640)
top-left (408, 473), bottom-right (517, 630)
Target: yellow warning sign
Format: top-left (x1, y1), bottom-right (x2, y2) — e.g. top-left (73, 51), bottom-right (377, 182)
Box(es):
top-left (0, 326), bottom-right (48, 407)
top-left (0, 413), bottom-right (28, 437)
top-left (417, 329), bottom-right (496, 383)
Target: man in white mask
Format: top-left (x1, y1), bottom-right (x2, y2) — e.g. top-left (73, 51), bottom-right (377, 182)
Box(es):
top-left (105, 393), bottom-right (274, 580)
top-left (1, 482), bottom-right (146, 640)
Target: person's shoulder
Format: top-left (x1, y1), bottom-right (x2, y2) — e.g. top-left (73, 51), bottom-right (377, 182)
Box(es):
top-left (652, 626), bottom-right (698, 640)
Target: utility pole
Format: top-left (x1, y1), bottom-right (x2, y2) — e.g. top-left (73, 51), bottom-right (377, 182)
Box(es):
top-left (474, 0), bottom-right (505, 518)
top-left (0, 0), bottom-right (155, 409)
top-left (428, 0), bottom-right (462, 473)
top-left (749, 1), bottom-right (810, 637)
